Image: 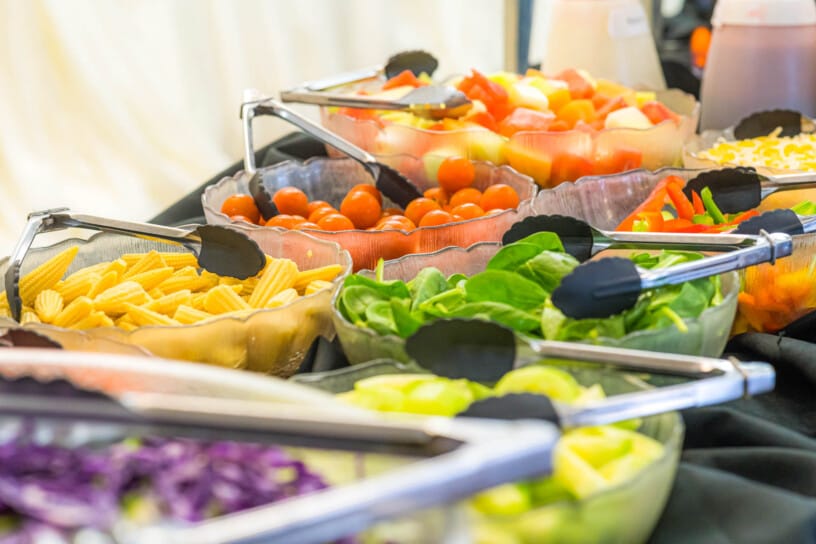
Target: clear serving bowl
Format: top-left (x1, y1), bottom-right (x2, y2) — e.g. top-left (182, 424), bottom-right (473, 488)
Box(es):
top-left (684, 130), bottom-right (816, 210)
top-left (295, 359), bottom-right (683, 544)
top-left (331, 242), bottom-right (739, 364)
top-left (320, 89), bottom-right (699, 189)
top-left (0, 226), bottom-right (352, 376)
top-left (202, 156), bottom-right (536, 271)
top-left (0, 349), bottom-right (461, 543)
top-left (531, 167), bottom-right (816, 334)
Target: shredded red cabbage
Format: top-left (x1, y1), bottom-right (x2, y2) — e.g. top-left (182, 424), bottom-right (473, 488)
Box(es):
top-left (0, 433), bottom-right (354, 543)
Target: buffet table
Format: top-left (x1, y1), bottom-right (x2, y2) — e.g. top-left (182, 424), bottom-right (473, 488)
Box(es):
top-left (153, 132), bottom-right (816, 544)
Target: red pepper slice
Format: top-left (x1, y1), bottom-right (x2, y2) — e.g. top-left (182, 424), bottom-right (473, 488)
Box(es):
top-left (666, 182), bottom-right (695, 220)
top-left (382, 69), bottom-right (421, 90)
top-left (691, 190), bottom-right (705, 215)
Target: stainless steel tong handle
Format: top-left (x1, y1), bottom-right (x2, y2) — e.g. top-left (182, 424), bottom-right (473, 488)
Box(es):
top-left (595, 230), bottom-right (765, 252)
top-left (241, 90), bottom-right (377, 175)
top-left (638, 230), bottom-right (792, 291)
top-left (5, 209), bottom-right (215, 320)
top-left (762, 172), bottom-right (816, 198)
top-left (280, 87), bottom-right (417, 111)
top-left (522, 339), bottom-right (775, 427)
top-left (297, 65), bottom-right (383, 92)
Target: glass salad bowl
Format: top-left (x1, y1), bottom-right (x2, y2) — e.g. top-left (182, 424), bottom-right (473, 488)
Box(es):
top-left (0, 227), bottom-right (352, 376)
top-left (202, 156), bottom-right (536, 271)
top-left (320, 88), bottom-right (699, 189)
top-left (532, 167), bottom-right (816, 334)
top-left (331, 242), bottom-right (739, 365)
top-left (295, 359), bottom-right (684, 544)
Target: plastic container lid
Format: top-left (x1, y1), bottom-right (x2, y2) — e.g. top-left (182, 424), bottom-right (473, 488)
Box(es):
top-left (712, 0), bottom-right (816, 26)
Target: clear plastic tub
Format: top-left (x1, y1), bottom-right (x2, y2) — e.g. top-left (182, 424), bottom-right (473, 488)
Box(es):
top-left (0, 227), bottom-right (352, 376)
top-left (331, 242), bottom-right (739, 364)
top-left (202, 156), bottom-right (536, 271)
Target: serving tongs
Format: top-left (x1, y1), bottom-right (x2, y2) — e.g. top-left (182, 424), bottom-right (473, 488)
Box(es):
top-left (735, 208), bottom-right (816, 236)
top-left (404, 319), bottom-right (774, 427)
top-left (0, 350), bottom-right (558, 544)
top-left (279, 50), bottom-right (472, 119)
top-left (241, 90), bottom-right (423, 212)
top-left (682, 167), bottom-right (816, 214)
top-left (504, 214), bottom-right (772, 262)
top-left (4, 209), bottom-right (266, 321)
top-left (731, 109), bottom-right (815, 141)
top-left (501, 214), bottom-right (793, 318)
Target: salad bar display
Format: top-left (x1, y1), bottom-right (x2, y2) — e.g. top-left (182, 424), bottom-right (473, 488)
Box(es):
top-left (8, 43), bottom-right (816, 543)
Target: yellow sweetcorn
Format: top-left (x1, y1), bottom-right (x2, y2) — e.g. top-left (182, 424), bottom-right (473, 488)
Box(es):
top-left (53, 296), bottom-right (94, 328)
top-left (56, 273), bottom-right (100, 304)
top-left (248, 258), bottom-right (297, 307)
top-left (34, 289), bottom-right (64, 323)
top-left (191, 292), bottom-right (207, 310)
top-left (698, 132), bottom-right (816, 171)
top-left (204, 284), bottom-right (251, 314)
top-left (74, 311), bottom-right (114, 330)
top-left (127, 267), bottom-right (175, 291)
top-left (292, 264), bottom-right (344, 292)
top-left (173, 304), bottom-right (214, 324)
top-left (122, 251), bottom-right (166, 280)
top-left (21, 310), bottom-right (41, 325)
top-left (19, 246), bottom-right (79, 305)
top-left (87, 271), bottom-right (119, 299)
top-left (145, 290), bottom-right (192, 315)
top-left (123, 303), bottom-right (180, 327)
top-left (264, 288), bottom-right (298, 308)
top-left (93, 281), bottom-right (150, 315)
top-left (305, 280), bottom-right (334, 296)
top-left (102, 258), bottom-right (128, 278)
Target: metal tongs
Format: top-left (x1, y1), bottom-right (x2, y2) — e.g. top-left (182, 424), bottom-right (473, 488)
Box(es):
top-left (0, 349), bottom-right (557, 544)
top-left (503, 215), bottom-right (793, 318)
top-left (736, 208), bottom-right (816, 236)
top-left (279, 50), bottom-right (471, 119)
top-left (241, 91), bottom-right (423, 211)
top-left (405, 319), bottom-right (775, 427)
top-left (4, 209), bottom-right (266, 320)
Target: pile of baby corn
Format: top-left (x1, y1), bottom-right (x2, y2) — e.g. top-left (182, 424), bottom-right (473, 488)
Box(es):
top-left (0, 247), bottom-right (343, 330)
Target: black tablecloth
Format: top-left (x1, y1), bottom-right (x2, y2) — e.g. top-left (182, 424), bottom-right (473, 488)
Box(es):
top-left (153, 133), bottom-right (816, 544)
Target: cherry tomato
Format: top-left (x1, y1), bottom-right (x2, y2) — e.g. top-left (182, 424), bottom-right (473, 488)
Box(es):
top-left (306, 200), bottom-right (331, 215)
top-left (294, 221), bottom-right (321, 230)
top-left (265, 214), bottom-right (303, 229)
top-left (480, 184), bottom-right (520, 211)
top-left (221, 194), bottom-right (260, 224)
top-left (228, 214), bottom-right (254, 225)
top-left (272, 187), bottom-right (309, 217)
top-left (349, 184), bottom-right (383, 206)
top-left (382, 207), bottom-right (404, 217)
top-left (437, 157), bottom-right (476, 194)
top-left (450, 203), bottom-right (485, 220)
top-left (317, 213), bottom-right (355, 231)
top-left (405, 198), bottom-right (441, 226)
top-left (424, 187), bottom-right (449, 206)
top-left (376, 215), bottom-right (416, 231)
top-left (340, 191), bottom-right (382, 229)
top-left (449, 188), bottom-right (483, 208)
top-left (419, 210), bottom-right (455, 227)
top-left (308, 205), bottom-right (338, 224)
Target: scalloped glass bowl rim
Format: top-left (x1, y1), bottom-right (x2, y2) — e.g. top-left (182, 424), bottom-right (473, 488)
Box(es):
top-left (330, 241), bottom-right (740, 349)
top-left (202, 154), bottom-right (536, 235)
top-left (1, 228), bottom-right (352, 335)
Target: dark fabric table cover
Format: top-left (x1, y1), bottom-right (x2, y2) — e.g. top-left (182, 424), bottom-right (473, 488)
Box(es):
top-left (152, 133), bottom-right (816, 544)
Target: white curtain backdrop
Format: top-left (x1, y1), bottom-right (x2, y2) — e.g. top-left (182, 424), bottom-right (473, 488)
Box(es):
top-left (0, 0), bottom-right (559, 252)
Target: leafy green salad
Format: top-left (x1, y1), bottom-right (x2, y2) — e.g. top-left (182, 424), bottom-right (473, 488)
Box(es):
top-left (337, 232), bottom-right (724, 341)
